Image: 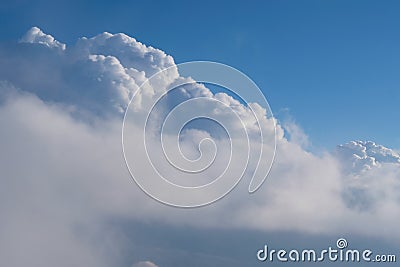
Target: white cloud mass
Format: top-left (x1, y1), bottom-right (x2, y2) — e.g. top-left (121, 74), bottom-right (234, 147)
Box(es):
top-left (20, 26), bottom-right (66, 50)
top-left (0, 27), bottom-right (399, 266)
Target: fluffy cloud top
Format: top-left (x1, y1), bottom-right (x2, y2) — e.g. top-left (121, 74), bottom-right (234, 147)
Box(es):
top-left (20, 26), bottom-right (66, 50)
top-left (4, 27), bottom-right (178, 115)
top-left (336, 140), bottom-right (400, 173)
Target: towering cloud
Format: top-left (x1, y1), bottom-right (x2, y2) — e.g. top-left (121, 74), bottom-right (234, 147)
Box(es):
top-left (20, 26), bottom-right (66, 50)
top-left (0, 27), bottom-right (399, 267)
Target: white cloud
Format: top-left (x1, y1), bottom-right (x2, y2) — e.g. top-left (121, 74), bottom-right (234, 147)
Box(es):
top-left (0, 91), bottom-right (122, 267)
top-left (20, 26), bottom-right (66, 50)
top-left (336, 140), bottom-right (400, 173)
top-left (1, 27), bottom-right (400, 266)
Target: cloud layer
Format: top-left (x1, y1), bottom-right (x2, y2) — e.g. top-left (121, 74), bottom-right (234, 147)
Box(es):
top-left (0, 28), bottom-right (399, 266)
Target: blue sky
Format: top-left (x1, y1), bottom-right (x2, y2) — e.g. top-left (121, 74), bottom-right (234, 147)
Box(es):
top-left (1, 0), bottom-right (400, 149)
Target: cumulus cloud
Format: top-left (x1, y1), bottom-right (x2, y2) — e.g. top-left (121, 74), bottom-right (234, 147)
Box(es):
top-left (20, 26), bottom-right (66, 50)
top-left (0, 27), bottom-right (400, 266)
top-left (336, 140), bottom-right (400, 173)
top-left (3, 27), bottom-right (178, 116)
